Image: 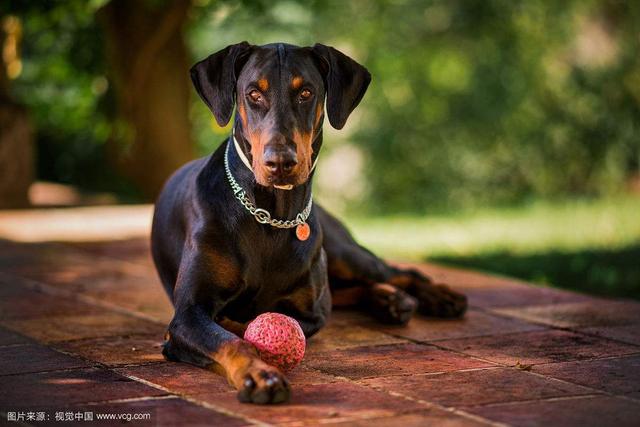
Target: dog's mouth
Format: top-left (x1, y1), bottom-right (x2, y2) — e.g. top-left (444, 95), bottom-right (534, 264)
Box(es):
top-left (258, 167), bottom-right (312, 190)
top-left (268, 175), bottom-right (304, 190)
top-left (273, 184), bottom-right (294, 190)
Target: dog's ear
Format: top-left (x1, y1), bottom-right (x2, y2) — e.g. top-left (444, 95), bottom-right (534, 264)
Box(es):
top-left (190, 41), bottom-right (253, 127)
top-left (311, 44), bottom-right (371, 130)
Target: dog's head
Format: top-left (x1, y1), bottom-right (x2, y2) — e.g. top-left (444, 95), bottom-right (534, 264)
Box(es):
top-left (191, 42), bottom-right (371, 189)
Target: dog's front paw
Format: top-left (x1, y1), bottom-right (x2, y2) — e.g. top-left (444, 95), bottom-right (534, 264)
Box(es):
top-left (368, 283), bottom-right (418, 325)
top-left (416, 283), bottom-right (467, 318)
top-left (236, 364), bottom-right (290, 404)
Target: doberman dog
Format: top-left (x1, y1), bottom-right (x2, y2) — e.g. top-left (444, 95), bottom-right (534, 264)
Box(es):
top-left (151, 42), bottom-right (467, 404)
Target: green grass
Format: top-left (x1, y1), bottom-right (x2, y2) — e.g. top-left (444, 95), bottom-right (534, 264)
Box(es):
top-left (343, 196), bottom-right (640, 299)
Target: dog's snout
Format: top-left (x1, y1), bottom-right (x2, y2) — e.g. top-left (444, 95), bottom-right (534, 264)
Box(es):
top-left (263, 143), bottom-right (298, 176)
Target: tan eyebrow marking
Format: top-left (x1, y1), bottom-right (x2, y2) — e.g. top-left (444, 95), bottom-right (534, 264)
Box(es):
top-left (257, 78), bottom-right (269, 92)
top-left (291, 76), bottom-right (304, 89)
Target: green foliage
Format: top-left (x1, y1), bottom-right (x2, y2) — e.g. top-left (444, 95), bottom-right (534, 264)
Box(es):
top-left (311, 0), bottom-right (640, 213)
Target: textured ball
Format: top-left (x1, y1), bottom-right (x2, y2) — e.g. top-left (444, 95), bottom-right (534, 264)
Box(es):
top-left (244, 312), bottom-right (306, 372)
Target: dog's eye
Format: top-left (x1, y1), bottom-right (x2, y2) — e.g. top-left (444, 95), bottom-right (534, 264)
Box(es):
top-left (248, 90), bottom-right (263, 103)
top-left (299, 89), bottom-right (312, 102)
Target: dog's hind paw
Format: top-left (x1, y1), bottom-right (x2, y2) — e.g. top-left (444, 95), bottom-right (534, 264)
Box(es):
top-left (367, 283), bottom-right (418, 325)
top-left (416, 283), bottom-right (468, 318)
top-left (388, 268), bottom-right (467, 318)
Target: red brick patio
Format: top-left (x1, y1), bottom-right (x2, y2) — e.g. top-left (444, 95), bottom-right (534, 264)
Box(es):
top-left (0, 207), bottom-right (639, 426)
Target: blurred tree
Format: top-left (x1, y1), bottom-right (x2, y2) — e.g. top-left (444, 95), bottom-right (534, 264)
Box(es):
top-left (5, 0), bottom-right (197, 200)
top-left (4, 1), bottom-right (116, 197)
top-left (98, 0), bottom-right (195, 198)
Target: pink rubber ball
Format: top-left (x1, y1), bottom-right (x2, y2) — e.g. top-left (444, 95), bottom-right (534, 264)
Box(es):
top-left (244, 312), bottom-right (306, 371)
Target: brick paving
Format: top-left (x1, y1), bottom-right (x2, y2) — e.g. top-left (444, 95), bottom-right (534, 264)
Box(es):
top-left (0, 211), bottom-right (639, 426)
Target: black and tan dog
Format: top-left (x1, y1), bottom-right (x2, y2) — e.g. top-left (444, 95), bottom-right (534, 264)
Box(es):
top-left (151, 42), bottom-right (467, 404)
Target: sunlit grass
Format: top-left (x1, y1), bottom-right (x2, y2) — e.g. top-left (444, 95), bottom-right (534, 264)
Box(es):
top-left (342, 196), bottom-right (640, 298)
top-left (343, 196), bottom-right (640, 261)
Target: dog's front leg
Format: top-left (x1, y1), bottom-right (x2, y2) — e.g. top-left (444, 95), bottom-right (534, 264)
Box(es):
top-left (163, 253), bottom-right (290, 404)
top-left (164, 307), bottom-right (290, 404)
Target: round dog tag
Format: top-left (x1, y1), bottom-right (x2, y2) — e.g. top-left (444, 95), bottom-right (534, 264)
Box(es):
top-left (296, 223), bottom-right (310, 241)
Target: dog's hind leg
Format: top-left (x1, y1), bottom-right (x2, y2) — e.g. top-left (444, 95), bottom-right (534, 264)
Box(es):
top-left (317, 205), bottom-right (467, 321)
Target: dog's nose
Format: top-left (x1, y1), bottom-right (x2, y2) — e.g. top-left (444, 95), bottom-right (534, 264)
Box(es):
top-left (263, 144), bottom-right (298, 176)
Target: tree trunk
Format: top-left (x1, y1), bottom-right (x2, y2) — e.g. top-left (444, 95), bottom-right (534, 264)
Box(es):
top-left (0, 16), bottom-right (34, 209)
top-left (99, 0), bottom-right (195, 200)
top-left (0, 103), bottom-right (34, 209)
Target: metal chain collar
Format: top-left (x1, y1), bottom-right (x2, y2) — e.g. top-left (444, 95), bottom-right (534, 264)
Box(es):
top-left (224, 139), bottom-right (313, 229)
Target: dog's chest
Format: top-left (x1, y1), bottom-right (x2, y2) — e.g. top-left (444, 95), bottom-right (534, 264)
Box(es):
top-left (215, 224), bottom-right (320, 318)
top-left (239, 230), bottom-right (315, 285)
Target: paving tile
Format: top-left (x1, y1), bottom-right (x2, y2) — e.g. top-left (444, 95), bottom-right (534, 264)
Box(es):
top-left (5, 250), bottom-right (154, 294)
top-left (0, 272), bottom-right (33, 297)
top-left (466, 395), bottom-right (640, 427)
top-left (0, 367), bottom-right (166, 407)
top-left (0, 245), bottom-right (106, 279)
top-left (194, 381), bottom-right (428, 425)
top-left (360, 367), bottom-right (595, 407)
top-left (0, 252), bottom-right (172, 324)
top-left (373, 309), bottom-right (544, 343)
top-left (437, 329), bottom-right (640, 366)
top-left (0, 344), bottom-right (91, 376)
top-left (0, 287), bottom-right (105, 320)
top-left (80, 287), bottom-right (173, 324)
top-left (117, 362), bottom-right (233, 395)
top-left (118, 360), bottom-right (341, 398)
top-left (578, 324), bottom-right (640, 346)
top-left (326, 409), bottom-right (489, 427)
top-left (40, 263), bottom-right (155, 295)
top-left (0, 326), bottom-right (33, 346)
top-left (66, 238), bottom-right (152, 265)
top-left (494, 301), bottom-right (640, 328)
top-left (0, 313), bottom-right (164, 343)
top-left (0, 240), bottom-right (59, 273)
top-left (285, 364), bottom-right (343, 385)
top-left (54, 334), bottom-right (165, 366)
top-left (305, 343), bottom-right (495, 380)
top-left (463, 283), bottom-right (594, 308)
top-left (533, 355), bottom-right (640, 399)
top-left (306, 321), bottom-right (407, 353)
